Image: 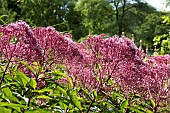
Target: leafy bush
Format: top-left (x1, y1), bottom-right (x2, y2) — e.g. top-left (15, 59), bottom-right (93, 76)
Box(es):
top-left (153, 15), bottom-right (170, 55)
top-left (0, 21), bottom-right (169, 112)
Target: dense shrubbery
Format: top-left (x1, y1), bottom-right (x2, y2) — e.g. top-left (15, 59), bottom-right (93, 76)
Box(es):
top-left (0, 21), bottom-right (170, 112)
top-left (153, 15), bottom-right (170, 55)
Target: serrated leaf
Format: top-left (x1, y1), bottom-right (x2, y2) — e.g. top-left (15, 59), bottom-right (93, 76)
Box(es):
top-left (4, 73), bottom-right (13, 82)
top-left (29, 78), bottom-right (37, 89)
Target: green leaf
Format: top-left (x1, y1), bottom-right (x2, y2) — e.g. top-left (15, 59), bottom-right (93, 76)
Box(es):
top-left (103, 101), bottom-right (115, 108)
top-left (68, 77), bottom-right (73, 88)
top-left (1, 87), bottom-right (19, 103)
top-left (25, 109), bottom-right (51, 113)
top-left (36, 95), bottom-right (52, 99)
top-left (0, 15), bottom-right (7, 25)
top-left (0, 65), bottom-right (5, 72)
top-left (33, 62), bottom-right (39, 75)
top-left (82, 88), bottom-right (91, 98)
top-left (1, 82), bottom-right (17, 88)
top-left (54, 70), bottom-right (65, 77)
top-left (11, 107), bottom-right (21, 112)
top-left (38, 74), bottom-right (45, 79)
top-left (93, 91), bottom-right (98, 100)
top-left (15, 70), bottom-right (29, 87)
top-left (4, 74), bottom-right (13, 82)
top-left (33, 88), bottom-right (53, 93)
top-left (57, 85), bottom-right (67, 95)
top-left (67, 90), bottom-right (82, 111)
top-left (146, 109), bottom-right (153, 113)
top-left (59, 100), bottom-right (68, 110)
top-left (11, 65), bottom-right (18, 72)
top-left (0, 102), bottom-right (27, 108)
top-left (159, 107), bottom-right (170, 112)
top-left (19, 61), bottom-right (35, 75)
top-left (2, 87), bottom-right (13, 97)
top-left (29, 78), bottom-right (37, 89)
top-left (11, 110), bottom-right (20, 113)
top-left (112, 92), bottom-right (125, 101)
top-left (10, 36), bottom-right (17, 44)
top-left (150, 99), bottom-right (156, 108)
top-left (128, 106), bottom-right (144, 113)
top-left (0, 71), bottom-right (3, 77)
top-left (120, 100), bottom-right (128, 112)
top-left (0, 107), bottom-right (11, 113)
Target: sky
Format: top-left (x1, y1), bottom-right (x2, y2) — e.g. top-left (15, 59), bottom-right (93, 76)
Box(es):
top-left (146, 0), bottom-right (170, 11)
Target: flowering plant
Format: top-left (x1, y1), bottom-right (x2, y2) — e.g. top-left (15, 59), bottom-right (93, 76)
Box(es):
top-left (0, 21), bottom-right (169, 112)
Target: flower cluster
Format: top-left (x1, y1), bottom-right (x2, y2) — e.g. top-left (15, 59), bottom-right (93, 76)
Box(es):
top-left (0, 20), bottom-right (42, 62)
top-left (143, 55), bottom-right (170, 100)
top-left (0, 21), bottom-right (83, 87)
top-left (0, 21), bottom-right (170, 104)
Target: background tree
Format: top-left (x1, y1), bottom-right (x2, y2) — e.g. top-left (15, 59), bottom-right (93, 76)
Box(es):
top-left (65, 0), bottom-right (88, 40)
top-left (1, 0), bottom-right (170, 44)
top-left (19, 0), bottom-right (69, 30)
top-left (134, 12), bottom-right (167, 49)
top-left (0, 0), bottom-right (16, 25)
top-left (75, 0), bottom-right (115, 35)
top-left (109, 0), bottom-right (168, 50)
top-left (152, 0), bottom-right (170, 54)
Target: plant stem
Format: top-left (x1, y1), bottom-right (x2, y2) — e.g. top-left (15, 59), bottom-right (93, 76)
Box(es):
top-left (86, 88), bottom-right (102, 113)
top-left (0, 57), bottom-right (12, 86)
top-left (27, 92), bottom-right (32, 107)
top-left (86, 98), bottom-right (95, 113)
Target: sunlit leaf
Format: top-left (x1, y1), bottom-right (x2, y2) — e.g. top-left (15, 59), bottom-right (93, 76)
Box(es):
top-left (29, 78), bottom-right (37, 89)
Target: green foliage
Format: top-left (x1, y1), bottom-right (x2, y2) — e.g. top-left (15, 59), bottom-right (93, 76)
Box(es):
top-left (0, 0), bottom-right (168, 44)
top-left (75, 0), bottom-right (115, 35)
top-left (153, 15), bottom-right (170, 54)
top-left (19, 0), bottom-right (69, 28)
top-left (0, 1), bottom-right (16, 25)
top-left (0, 55), bottom-right (169, 112)
top-left (135, 13), bottom-right (163, 47)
